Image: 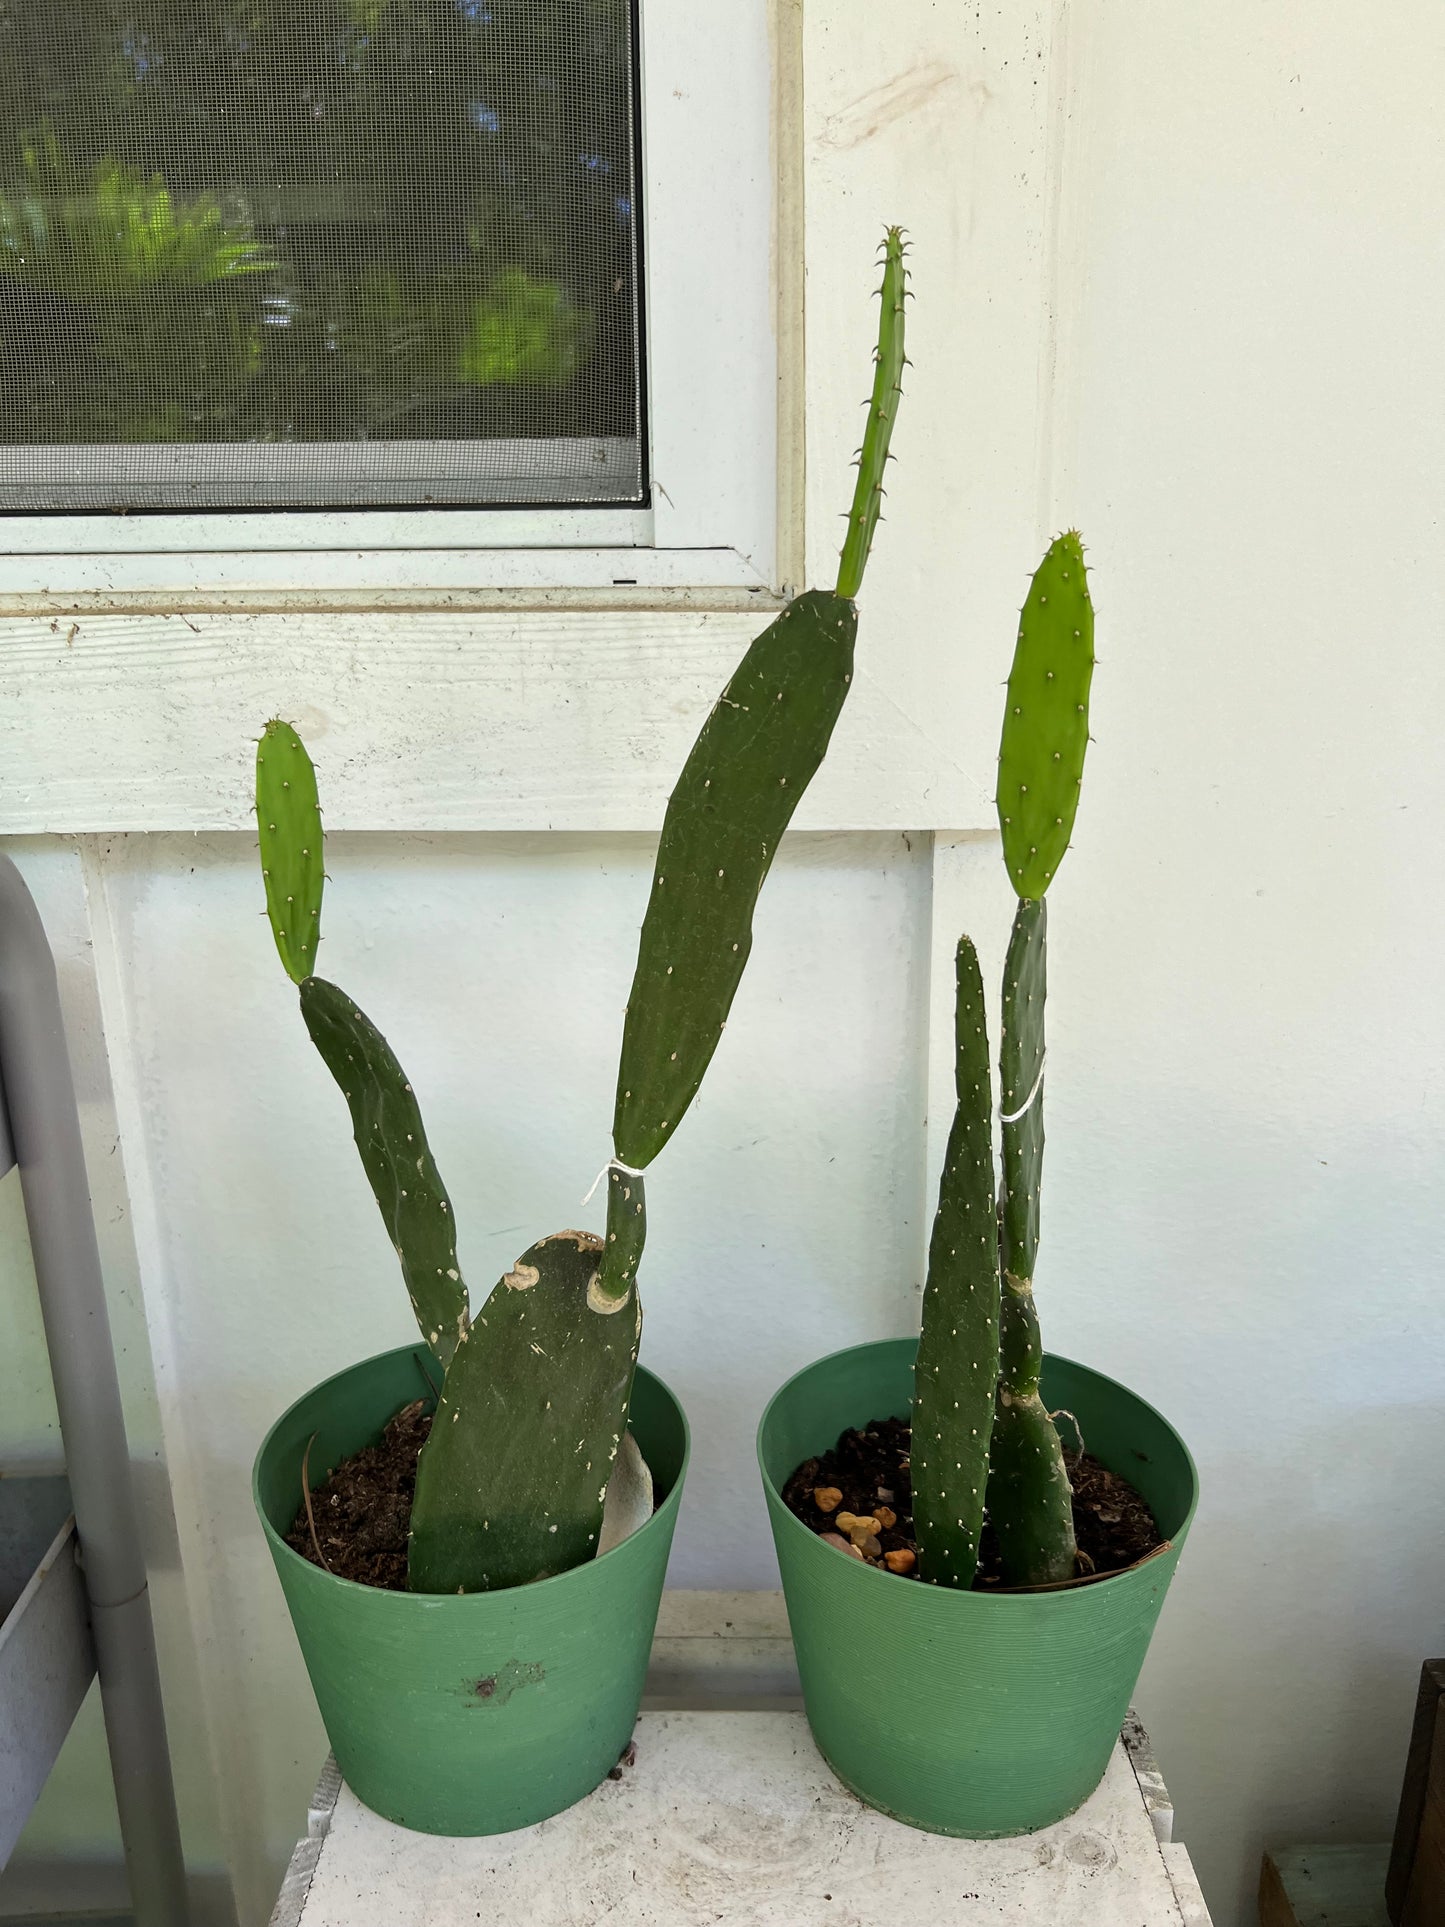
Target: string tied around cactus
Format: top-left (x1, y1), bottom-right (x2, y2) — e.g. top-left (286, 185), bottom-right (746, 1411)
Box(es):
top-left (999, 1051), bottom-right (1046, 1126)
top-left (581, 1156), bottom-right (648, 1207)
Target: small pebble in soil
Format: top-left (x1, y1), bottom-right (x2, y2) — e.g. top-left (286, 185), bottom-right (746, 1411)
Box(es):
top-left (819, 1531), bottom-right (864, 1560)
top-left (781, 1413), bottom-right (1162, 1588)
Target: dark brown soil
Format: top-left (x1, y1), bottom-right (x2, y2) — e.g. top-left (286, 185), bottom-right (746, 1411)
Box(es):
top-left (286, 1398), bottom-right (433, 1590)
top-left (781, 1415), bottom-right (1163, 1589)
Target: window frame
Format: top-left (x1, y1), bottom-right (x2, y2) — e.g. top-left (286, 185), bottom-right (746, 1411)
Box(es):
top-left (0, 0), bottom-right (779, 596)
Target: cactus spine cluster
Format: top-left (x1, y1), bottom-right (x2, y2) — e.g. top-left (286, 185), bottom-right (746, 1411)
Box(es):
top-left (259, 229), bottom-right (907, 1593)
top-left (912, 532), bottom-right (1095, 1590)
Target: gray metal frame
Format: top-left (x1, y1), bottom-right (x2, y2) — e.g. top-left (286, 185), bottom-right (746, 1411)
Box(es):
top-left (0, 855), bottom-right (187, 1926)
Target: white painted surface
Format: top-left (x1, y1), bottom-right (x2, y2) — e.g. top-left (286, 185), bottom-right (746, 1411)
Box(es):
top-left (285, 1713), bottom-right (1202, 1927)
top-left (1, 7), bottom-right (1442, 1927)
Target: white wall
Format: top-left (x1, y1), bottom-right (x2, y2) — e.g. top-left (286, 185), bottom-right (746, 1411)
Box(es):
top-left (1043, 8), bottom-right (1445, 1923)
top-left (2, 7), bottom-right (1443, 1927)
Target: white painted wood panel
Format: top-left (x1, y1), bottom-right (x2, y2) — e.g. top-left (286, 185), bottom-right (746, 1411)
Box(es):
top-left (0, 612), bottom-right (990, 835)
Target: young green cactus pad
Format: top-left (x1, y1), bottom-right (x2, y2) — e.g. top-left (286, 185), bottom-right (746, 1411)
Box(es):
top-left (987, 898), bottom-right (1077, 1586)
top-left (911, 937), bottom-right (1001, 1589)
top-left (408, 1230), bottom-right (642, 1592)
top-left (257, 718), bottom-right (324, 983)
top-left (299, 978), bottom-right (469, 1370)
top-left (836, 226), bottom-right (909, 600)
top-left (996, 532), bottom-right (1095, 901)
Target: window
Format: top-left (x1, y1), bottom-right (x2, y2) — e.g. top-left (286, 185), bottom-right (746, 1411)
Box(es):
top-left (0, 0), bottom-right (645, 511)
top-left (0, 2), bottom-right (777, 589)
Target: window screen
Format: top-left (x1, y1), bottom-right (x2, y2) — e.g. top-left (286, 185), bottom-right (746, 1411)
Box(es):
top-left (0, 1), bottom-right (645, 511)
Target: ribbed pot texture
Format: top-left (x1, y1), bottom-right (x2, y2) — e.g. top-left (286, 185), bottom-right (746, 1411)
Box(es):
top-left (759, 1337), bottom-right (1196, 1837)
top-left (255, 1343), bottom-right (689, 1836)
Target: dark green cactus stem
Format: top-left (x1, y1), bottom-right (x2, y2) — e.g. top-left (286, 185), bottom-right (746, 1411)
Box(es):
top-left (836, 226), bottom-right (908, 600)
top-left (911, 936), bottom-right (1000, 1588)
top-left (996, 532), bottom-right (1095, 901)
top-left (408, 1231), bottom-right (641, 1592)
top-left (988, 898), bottom-right (1077, 1586)
top-left (299, 978), bottom-right (469, 1369)
top-left (257, 718), bottom-right (324, 983)
top-left (608, 589), bottom-right (857, 1181)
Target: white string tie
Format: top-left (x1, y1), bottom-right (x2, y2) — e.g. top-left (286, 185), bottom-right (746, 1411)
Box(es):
top-left (999, 1051), bottom-right (1046, 1126)
top-left (581, 1157), bottom-right (648, 1207)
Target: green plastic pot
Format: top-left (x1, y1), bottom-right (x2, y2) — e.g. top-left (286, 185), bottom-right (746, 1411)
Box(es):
top-left (759, 1337), bottom-right (1196, 1837)
top-left (255, 1342), bottom-right (689, 1836)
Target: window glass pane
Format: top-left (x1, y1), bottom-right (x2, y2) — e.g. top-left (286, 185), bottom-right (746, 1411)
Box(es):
top-left (0, 0), bottom-right (644, 509)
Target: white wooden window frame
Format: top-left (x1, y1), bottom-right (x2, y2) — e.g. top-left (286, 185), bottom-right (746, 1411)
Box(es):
top-left (0, 1), bottom-right (1066, 848)
top-left (0, 0), bottom-right (779, 599)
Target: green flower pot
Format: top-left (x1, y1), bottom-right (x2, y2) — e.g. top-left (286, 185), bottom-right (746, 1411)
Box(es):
top-left (255, 1342), bottom-right (689, 1836)
top-left (759, 1337), bottom-right (1196, 1837)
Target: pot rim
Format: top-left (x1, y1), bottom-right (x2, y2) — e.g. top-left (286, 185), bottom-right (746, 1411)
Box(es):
top-left (254, 1341), bottom-right (691, 1604)
top-left (756, 1334), bottom-right (1199, 1600)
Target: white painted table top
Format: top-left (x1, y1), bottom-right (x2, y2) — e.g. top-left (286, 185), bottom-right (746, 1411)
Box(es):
top-left (276, 1710), bottom-right (1211, 1927)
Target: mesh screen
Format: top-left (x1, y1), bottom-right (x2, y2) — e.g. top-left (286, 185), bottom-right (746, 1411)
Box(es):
top-left (0, 0), bottom-right (644, 510)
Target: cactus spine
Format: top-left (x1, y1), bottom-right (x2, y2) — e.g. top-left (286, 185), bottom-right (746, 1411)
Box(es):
top-left (911, 937), bottom-right (1001, 1587)
top-left (260, 229), bottom-right (909, 1593)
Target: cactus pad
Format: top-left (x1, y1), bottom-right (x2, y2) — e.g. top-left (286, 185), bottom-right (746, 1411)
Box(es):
top-left (299, 976), bottom-right (469, 1369)
top-left (996, 532), bottom-right (1095, 901)
top-left (836, 227), bottom-right (909, 601)
top-left (257, 718), bottom-right (324, 983)
top-left (408, 1231), bottom-right (642, 1593)
top-left (987, 898), bottom-right (1077, 1586)
top-left (911, 936), bottom-right (1001, 1589)
top-left (609, 588), bottom-right (858, 1176)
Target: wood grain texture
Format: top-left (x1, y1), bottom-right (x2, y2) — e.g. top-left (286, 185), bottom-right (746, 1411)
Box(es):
top-left (1388, 1660), bottom-right (1445, 1923)
top-left (0, 609), bottom-right (988, 834)
top-left (1259, 1846), bottom-right (1390, 1927)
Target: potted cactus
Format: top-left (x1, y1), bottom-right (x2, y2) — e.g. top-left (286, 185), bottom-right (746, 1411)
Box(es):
top-left (759, 534), bottom-right (1199, 1837)
top-left (251, 229), bottom-right (909, 1836)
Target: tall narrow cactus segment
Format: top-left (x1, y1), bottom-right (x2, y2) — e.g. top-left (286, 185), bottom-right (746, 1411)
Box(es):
top-left (609, 589), bottom-right (857, 1183)
top-left (911, 937), bottom-right (1001, 1589)
top-left (836, 227), bottom-right (908, 601)
top-left (988, 898), bottom-right (1077, 1586)
top-left (996, 532), bottom-right (1095, 902)
top-left (299, 978), bottom-right (469, 1368)
top-left (257, 718), bottom-right (324, 983)
top-left (408, 1231), bottom-right (641, 1593)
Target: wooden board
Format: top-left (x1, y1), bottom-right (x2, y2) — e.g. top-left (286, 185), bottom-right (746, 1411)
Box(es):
top-left (1387, 1659), bottom-right (1445, 1925)
top-left (1259, 1846), bottom-right (1390, 1927)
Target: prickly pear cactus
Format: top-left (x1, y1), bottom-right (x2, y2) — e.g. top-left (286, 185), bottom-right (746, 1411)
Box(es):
top-left (299, 978), bottom-right (469, 1370)
top-left (911, 937), bottom-right (1000, 1588)
top-left (996, 532), bottom-right (1094, 901)
top-left (256, 718), bottom-right (324, 984)
top-left (408, 1230), bottom-right (641, 1592)
top-left (986, 898), bottom-right (1076, 1585)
